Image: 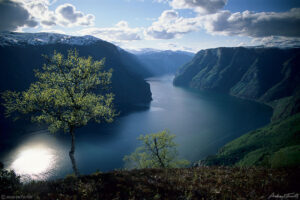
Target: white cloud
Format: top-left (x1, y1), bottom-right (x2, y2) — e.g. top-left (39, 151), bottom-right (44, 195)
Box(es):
top-left (55, 3), bottom-right (95, 26)
top-left (170, 0), bottom-right (227, 14)
top-left (252, 36), bottom-right (300, 48)
top-left (200, 8), bottom-right (300, 38)
top-left (144, 10), bottom-right (199, 39)
top-left (13, 0), bottom-right (57, 28)
top-left (9, 0), bottom-right (95, 29)
top-left (78, 21), bottom-right (141, 42)
top-left (144, 6), bottom-right (300, 49)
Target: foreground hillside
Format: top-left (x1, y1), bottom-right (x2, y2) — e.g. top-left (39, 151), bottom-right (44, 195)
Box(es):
top-left (2, 167), bottom-right (299, 200)
top-left (204, 113), bottom-right (300, 167)
top-left (174, 47), bottom-right (300, 121)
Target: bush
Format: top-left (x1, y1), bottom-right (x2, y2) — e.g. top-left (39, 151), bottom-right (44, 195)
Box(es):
top-left (0, 162), bottom-right (21, 194)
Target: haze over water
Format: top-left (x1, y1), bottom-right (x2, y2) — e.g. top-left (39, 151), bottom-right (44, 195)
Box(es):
top-left (1, 75), bottom-right (272, 180)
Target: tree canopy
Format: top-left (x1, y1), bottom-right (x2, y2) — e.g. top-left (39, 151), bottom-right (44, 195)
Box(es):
top-left (2, 50), bottom-right (117, 175)
top-left (2, 50), bottom-right (116, 134)
top-left (124, 130), bottom-right (190, 169)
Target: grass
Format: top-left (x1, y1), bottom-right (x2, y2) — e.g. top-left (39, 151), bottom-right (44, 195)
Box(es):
top-left (2, 167), bottom-right (300, 200)
top-left (270, 145), bottom-right (300, 168)
top-left (204, 113), bottom-right (300, 167)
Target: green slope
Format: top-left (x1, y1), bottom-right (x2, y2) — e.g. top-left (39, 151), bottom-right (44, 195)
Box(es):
top-left (204, 113), bottom-right (300, 168)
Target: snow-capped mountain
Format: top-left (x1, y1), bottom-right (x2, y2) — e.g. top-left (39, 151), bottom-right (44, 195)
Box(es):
top-left (0, 32), bottom-right (101, 46)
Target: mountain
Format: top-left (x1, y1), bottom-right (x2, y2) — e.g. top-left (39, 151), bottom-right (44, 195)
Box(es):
top-left (0, 32), bottom-right (152, 135)
top-left (204, 113), bottom-right (300, 168)
top-left (118, 49), bottom-right (153, 78)
top-left (0, 32), bottom-right (101, 46)
top-left (0, 32), bottom-right (152, 109)
top-left (174, 47), bottom-right (300, 121)
top-left (174, 47), bottom-right (300, 168)
top-left (133, 50), bottom-right (194, 76)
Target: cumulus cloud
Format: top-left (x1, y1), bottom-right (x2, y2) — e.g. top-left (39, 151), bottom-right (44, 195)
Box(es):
top-left (0, 0), bottom-right (38, 31)
top-left (6, 0), bottom-right (95, 29)
top-left (55, 3), bottom-right (95, 26)
top-left (21, 0), bottom-right (57, 27)
top-left (145, 10), bottom-right (199, 39)
top-left (170, 0), bottom-right (227, 14)
top-left (152, 0), bottom-right (300, 48)
top-left (201, 8), bottom-right (300, 38)
top-left (78, 21), bottom-right (141, 42)
top-left (252, 36), bottom-right (300, 48)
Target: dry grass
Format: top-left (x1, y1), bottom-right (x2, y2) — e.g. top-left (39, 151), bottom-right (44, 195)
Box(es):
top-left (19, 166), bottom-right (300, 200)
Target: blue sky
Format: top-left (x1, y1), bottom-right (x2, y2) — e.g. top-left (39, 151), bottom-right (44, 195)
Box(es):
top-left (1, 0), bottom-right (300, 52)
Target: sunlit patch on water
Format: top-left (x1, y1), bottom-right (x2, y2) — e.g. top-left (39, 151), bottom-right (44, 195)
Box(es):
top-left (150, 106), bottom-right (164, 112)
top-left (10, 145), bottom-right (57, 181)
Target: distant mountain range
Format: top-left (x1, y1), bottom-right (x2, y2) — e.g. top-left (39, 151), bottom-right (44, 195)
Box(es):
top-left (130, 49), bottom-right (194, 76)
top-left (174, 47), bottom-right (300, 121)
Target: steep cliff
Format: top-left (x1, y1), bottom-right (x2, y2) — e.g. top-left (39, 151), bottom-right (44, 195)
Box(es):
top-left (174, 47), bottom-right (300, 121)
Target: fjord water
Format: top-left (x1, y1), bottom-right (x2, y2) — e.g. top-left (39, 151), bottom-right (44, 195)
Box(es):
top-left (1, 75), bottom-right (272, 180)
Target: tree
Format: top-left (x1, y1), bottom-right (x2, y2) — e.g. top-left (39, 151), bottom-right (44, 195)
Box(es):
top-left (2, 50), bottom-right (117, 176)
top-left (123, 130), bottom-right (190, 169)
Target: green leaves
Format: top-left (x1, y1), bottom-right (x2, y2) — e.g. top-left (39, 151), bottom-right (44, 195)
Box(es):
top-left (2, 49), bottom-right (117, 133)
top-left (124, 130), bottom-right (190, 169)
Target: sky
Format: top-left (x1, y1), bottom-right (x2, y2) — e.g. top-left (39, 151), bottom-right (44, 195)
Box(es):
top-left (0, 0), bottom-right (300, 52)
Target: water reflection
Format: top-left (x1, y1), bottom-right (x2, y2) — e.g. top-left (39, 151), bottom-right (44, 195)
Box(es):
top-left (3, 132), bottom-right (68, 181)
top-left (10, 145), bottom-right (56, 180)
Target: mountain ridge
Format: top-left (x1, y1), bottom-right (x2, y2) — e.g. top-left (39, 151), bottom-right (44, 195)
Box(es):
top-left (175, 46), bottom-right (300, 167)
top-left (174, 46), bottom-right (300, 121)
top-left (0, 32), bottom-right (101, 46)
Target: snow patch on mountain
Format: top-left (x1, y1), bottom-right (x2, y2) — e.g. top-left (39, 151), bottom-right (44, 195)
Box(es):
top-left (0, 32), bottom-right (102, 46)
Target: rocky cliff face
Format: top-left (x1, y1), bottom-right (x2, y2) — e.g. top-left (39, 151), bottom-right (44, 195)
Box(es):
top-left (174, 47), bottom-right (300, 120)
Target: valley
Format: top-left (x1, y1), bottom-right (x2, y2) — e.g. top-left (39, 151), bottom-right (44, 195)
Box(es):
top-left (0, 33), bottom-right (299, 180)
top-left (1, 0), bottom-right (300, 198)
top-left (0, 75), bottom-right (272, 180)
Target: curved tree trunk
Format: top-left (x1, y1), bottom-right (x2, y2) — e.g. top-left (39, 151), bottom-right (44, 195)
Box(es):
top-left (69, 127), bottom-right (79, 176)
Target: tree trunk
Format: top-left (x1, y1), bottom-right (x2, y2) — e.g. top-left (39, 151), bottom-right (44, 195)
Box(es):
top-left (154, 138), bottom-right (165, 168)
top-left (69, 127), bottom-right (79, 176)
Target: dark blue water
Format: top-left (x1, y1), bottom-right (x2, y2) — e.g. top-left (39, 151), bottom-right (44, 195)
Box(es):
top-left (0, 75), bottom-right (272, 180)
